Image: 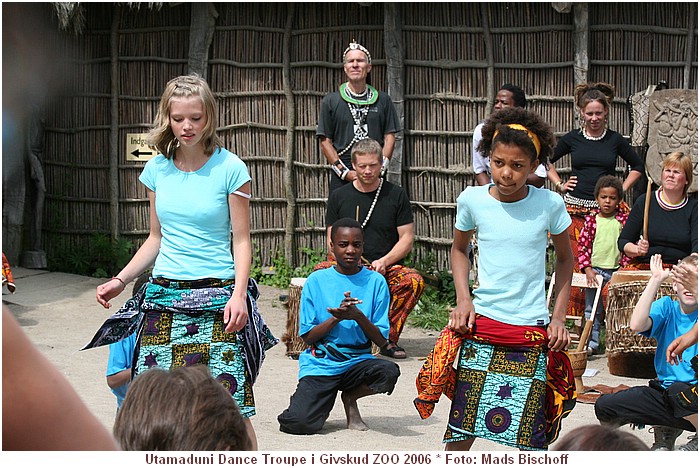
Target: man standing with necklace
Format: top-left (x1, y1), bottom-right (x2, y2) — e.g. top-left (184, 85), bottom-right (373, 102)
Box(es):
top-left (321, 139), bottom-right (424, 359)
top-left (317, 41), bottom-right (400, 194)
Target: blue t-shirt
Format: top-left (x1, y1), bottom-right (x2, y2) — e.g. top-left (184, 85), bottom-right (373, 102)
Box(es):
top-left (298, 266), bottom-right (390, 379)
top-left (455, 185), bottom-right (571, 326)
top-left (106, 332), bottom-right (137, 409)
top-left (640, 295), bottom-right (698, 388)
top-left (139, 148), bottom-right (251, 279)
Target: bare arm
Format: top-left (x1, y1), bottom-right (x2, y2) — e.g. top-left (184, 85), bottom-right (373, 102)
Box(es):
top-left (106, 368), bottom-right (131, 390)
top-left (630, 254), bottom-right (669, 333)
top-left (3, 307), bottom-right (119, 450)
top-left (371, 223), bottom-right (414, 274)
top-left (449, 229), bottom-right (475, 333)
top-left (327, 293), bottom-right (387, 347)
top-left (225, 182), bottom-right (253, 333)
top-left (546, 164), bottom-right (577, 193)
top-left (527, 173), bottom-right (546, 188)
top-left (549, 231), bottom-right (574, 351)
top-left (96, 189), bottom-right (161, 309)
top-left (382, 133), bottom-right (396, 160)
top-left (622, 170), bottom-right (643, 193)
top-left (667, 323), bottom-right (698, 365)
top-left (475, 172), bottom-right (491, 186)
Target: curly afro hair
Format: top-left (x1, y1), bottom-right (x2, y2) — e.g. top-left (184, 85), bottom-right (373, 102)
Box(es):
top-left (476, 107), bottom-right (555, 167)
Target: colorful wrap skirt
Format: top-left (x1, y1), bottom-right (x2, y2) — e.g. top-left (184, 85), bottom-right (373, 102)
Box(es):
top-left (83, 278), bottom-right (278, 418)
top-left (424, 316), bottom-right (575, 450)
top-left (443, 340), bottom-right (550, 450)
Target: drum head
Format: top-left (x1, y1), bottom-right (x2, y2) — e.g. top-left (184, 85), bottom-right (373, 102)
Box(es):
top-left (646, 89), bottom-right (698, 193)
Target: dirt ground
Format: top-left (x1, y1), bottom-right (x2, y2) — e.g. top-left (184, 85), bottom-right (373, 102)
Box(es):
top-left (3, 266), bottom-right (696, 453)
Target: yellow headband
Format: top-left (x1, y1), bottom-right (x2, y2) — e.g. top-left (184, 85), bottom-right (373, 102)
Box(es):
top-left (493, 123), bottom-right (541, 157)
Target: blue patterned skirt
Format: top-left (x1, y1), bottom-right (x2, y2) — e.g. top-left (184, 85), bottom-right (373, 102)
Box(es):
top-left (443, 340), bottom-right (549, 450)
top-left (83, 278), bottom-right (278, 419)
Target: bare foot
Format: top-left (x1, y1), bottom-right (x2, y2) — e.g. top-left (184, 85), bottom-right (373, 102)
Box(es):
top-left (342, 392), bottom-right (369, 431)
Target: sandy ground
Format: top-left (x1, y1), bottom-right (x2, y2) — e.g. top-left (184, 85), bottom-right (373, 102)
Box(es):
top-left (2, 266), bottom-right (696, 453)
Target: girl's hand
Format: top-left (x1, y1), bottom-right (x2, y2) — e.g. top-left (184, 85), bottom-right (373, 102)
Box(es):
top-left (448, 302), bottom-right (475, 335)
top-left (96, 278), bottom-right (126, 309)
top-left (224, 294), bottom-right (248, 333)
top-left (547, 318), bottom-right (571, 352)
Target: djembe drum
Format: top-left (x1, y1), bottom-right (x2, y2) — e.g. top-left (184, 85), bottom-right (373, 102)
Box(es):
top-left (281, 277), bottom-right (308, 359)
top-left (606, 270), bottom-right (674, 378)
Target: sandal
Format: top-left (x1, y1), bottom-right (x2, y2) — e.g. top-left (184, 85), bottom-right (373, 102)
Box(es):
top-left (380, 341), bottom-right (407, 359)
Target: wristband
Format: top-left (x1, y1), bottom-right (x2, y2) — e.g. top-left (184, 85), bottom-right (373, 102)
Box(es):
top-left (112, 276), bottom-right (126, 289)
top-left (340, 168), bottom-right (350, 180)
top-left (331, 159), bottom-right (350, 178)
top-left (381, 157), bottom-right (389, 177)
top-left (555, 181), bottom-right (563, 192)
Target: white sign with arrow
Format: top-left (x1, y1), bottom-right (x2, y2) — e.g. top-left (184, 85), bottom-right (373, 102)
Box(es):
top-left (126, 133), bottom-right (156, 161)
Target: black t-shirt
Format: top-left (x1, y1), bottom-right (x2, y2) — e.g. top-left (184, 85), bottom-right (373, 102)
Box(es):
top-left (326, 181), bottom-right (413, 263)
top-left (550, 130), bottom-right (644, 200)
top-left (618, 193), bottom-right (698, 264)
top-left (317, 90), bottom-right (400, 193)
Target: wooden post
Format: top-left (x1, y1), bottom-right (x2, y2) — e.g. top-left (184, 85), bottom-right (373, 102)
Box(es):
top-left (683, 3), bottom-right (696, 89)
top-left (282, 4), bottom-right (297, 263)
top-left (188, 3), bottom-right (218, 79)
top-left (572, 3), bottom-right (589, 86)
top-left (480, 4), bottom-right (495, 114)
top-left (109, 5), bottom-right (121, 242)
top-left (384, 3), bottom-right (404, 186)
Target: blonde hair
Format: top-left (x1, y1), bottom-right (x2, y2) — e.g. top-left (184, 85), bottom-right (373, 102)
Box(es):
top-left (662, 151), bottom-right (694, 196)
top-left (679, 253), bottom-right (698, 268)
top-left (351, 138), bottom-right (383, 164)
top-left (148, 75), bottom-right (222, 158)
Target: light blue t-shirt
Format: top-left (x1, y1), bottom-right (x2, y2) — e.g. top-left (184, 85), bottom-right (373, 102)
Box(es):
top-left (455, 184), bottom-right (571, 326)
top-left (298, 266), bottom-right (390, 379)
top-left (641, 295), bottom-right (698, 388)
top-left (139, 148), bottom-right (251, 279)
top-left (106, 332), bottom-right (137, 409)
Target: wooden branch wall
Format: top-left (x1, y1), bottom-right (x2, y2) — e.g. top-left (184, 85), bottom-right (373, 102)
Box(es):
top-left (39, 2), bottom-right (698, 272)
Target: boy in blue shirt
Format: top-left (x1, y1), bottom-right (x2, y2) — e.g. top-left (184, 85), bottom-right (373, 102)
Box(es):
top-left (106, 333), bottom-right (136, 410)
top-left (595, 254), bottom-right (698, 451)
top-left (278, 218), bottom-right (400, 434)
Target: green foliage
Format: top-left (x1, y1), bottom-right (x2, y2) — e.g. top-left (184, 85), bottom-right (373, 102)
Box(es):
top-left (48, 233), bottom-right (133, 277)
top-left (406, 250), bottom-right (457, 331)
top-left (252, 247), bottom-right (326, 289)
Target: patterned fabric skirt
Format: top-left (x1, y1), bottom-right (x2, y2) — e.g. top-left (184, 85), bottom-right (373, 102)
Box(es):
top-left (83, 278), bottom-right (278, 419)
top-left (314, 260), bottom-right (425, 343)
top-left (136, 309), bottom-right (256, 417)
top-left (565, 206), bottom-right (588, 317)
top-left (443, 341), bottom-right (551, 450)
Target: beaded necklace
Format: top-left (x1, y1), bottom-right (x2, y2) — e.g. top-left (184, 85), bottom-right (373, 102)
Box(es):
top-left (359, 178), bottom-right (383, 228)
top-left (582, 128), bottom-right (607, 141)
top-left (656, 187), bottom-right (688, 210)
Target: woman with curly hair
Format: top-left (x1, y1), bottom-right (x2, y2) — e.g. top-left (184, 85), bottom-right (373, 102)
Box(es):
top-left (547, 82), bottom-right (644, 316)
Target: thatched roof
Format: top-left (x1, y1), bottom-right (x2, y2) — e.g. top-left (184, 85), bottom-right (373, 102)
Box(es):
top-left (51, 2), bottom-right (164, 34)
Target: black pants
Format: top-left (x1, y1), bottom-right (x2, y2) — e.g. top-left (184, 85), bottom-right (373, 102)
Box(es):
top-left (278, 358), bottom-right (400, 435)
top-left (595, 381), bottom-right (697, 432)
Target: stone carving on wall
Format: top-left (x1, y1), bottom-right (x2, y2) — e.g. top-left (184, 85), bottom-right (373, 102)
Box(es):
top-left (646, 89), bottom-right (698, 193)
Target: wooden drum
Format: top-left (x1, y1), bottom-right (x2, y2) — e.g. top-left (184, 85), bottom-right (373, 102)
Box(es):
top-left (281, 278), bottom-right (308, 359)
top-left (606, 270), bottom-right (674, 378)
